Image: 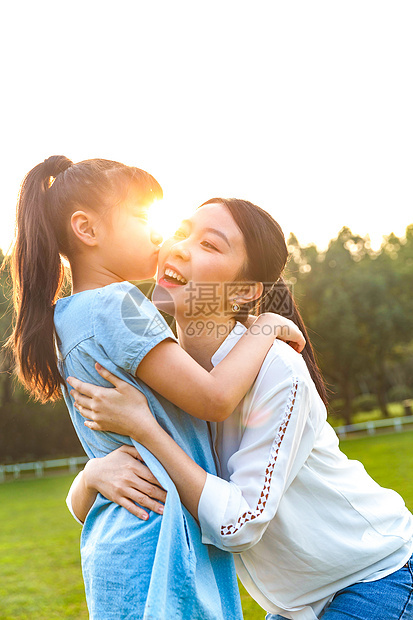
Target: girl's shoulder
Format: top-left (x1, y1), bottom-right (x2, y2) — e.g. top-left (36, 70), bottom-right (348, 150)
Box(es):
top-left (96, 281), bottom-right (155, 314)
top-left (55, 281), bottom-right (157, 326)
top-left (93, 281), bottom-right (170, 339)
top-left (55, 281), bottom-right (175, 373)
top-left (93, 281), bottom-right (176, 376)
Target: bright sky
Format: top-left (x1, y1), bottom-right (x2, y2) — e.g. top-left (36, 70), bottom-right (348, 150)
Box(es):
top-left (1, 0), bottom-right (412, 253)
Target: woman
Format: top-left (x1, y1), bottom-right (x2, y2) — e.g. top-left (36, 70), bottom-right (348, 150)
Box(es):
top-left (69, 199), bottom-right (413, 620)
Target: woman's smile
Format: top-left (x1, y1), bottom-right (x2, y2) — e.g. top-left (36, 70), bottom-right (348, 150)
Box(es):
top-left (158, 262), bottom-right (189, 287)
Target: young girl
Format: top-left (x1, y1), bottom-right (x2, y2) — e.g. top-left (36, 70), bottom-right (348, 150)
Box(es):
top-left (68, 199), bottom-right (413, 620)
top-left (9, 157), bottom-right (304, 619)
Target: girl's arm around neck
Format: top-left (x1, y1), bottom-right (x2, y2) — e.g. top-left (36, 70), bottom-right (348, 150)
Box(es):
top-left (136, 313), bottom-right (304, 422)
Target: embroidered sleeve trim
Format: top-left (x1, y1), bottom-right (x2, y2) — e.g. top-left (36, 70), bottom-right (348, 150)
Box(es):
top-left (221, 378), bottom-right (299, 536)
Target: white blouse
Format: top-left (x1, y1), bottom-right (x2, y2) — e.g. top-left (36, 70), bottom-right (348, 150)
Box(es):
top-left (198, 323), bottom-right (413, 620)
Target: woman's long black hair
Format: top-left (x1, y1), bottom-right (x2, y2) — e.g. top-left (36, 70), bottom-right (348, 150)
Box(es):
top-left (201, 198), bottom-right (328, 406)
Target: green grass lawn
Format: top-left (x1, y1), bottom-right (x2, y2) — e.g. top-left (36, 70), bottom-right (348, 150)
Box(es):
top-left (0, 475), bottom-right (87, 620)
top-left (1, 431), bottom-right (412, 620)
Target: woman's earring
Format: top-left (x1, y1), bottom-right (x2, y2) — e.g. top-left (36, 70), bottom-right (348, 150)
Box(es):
top-left (231, 300), bottom-right (241, 313)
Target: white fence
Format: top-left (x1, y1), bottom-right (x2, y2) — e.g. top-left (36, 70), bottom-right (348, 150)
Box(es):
top-left (2, 416), bottom-right (413, 482)
top-left (0, 456), bottom-right (88, 482)
top-left (335, 415), bottom-right (413, 438)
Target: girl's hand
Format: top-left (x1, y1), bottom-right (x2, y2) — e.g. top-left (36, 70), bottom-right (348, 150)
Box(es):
top-left (84, 445), bottom-right (167, 520)
top-left (67, 363), bottom-right (158, 441)
top-left (247, 313), bottom-right (306, 353)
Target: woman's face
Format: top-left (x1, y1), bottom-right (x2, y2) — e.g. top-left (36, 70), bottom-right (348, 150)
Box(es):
top-left (154, 203), bottom-right (248, 320)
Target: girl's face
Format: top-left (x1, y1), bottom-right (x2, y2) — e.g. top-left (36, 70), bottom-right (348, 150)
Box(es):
top-left (155, 203), bottom-right (248, 320)
top-left (100, 196), bottom-right (163, 282)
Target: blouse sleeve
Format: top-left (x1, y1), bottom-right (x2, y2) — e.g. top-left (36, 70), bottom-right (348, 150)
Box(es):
top-left (197, 370), bottom-right (317, 552)
top-left (93, 283), bottom-right (176, 376)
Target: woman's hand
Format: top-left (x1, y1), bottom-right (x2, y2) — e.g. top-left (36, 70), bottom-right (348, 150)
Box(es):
top-left (68, 368), bottom-right (209, 521)
top-left (247, 313), bottom-right (306, 353)
top-left (67, 364), bottom-right (159, 441)
top-left (84, 445), bottom-right (167, 520)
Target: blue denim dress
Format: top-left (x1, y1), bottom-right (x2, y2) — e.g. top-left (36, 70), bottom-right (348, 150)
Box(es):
top-left (54, 282), bottom-right (242, 620)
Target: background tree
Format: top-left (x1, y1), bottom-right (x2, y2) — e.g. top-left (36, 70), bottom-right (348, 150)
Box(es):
top-left (286, 225), bottom-right (413, 425)
top-left (1, 222), bottom-right (413, 463)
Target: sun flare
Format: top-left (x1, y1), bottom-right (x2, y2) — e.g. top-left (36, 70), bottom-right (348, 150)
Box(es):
top-left (148, 199), bottom-right (191, 244)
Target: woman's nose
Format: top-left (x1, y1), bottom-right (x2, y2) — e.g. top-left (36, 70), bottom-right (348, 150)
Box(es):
top-left (170, 240), bottom-right (190, 261)
top-left (150, 228), bottom-right (163, 247)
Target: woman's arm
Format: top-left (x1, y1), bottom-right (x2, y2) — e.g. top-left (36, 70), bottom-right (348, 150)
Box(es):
top-left (67, 367), bottom-right (209, 518)
top-left (67, 445), bottom-right (167, 524)
top-left (69, 365), bottom-right (317, 528)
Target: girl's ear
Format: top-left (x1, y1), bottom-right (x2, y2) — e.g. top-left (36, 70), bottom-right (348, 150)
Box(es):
top-left (233, 281), bottom-right (264, 304)
top-left (70, 211), bottom-right (98, 247)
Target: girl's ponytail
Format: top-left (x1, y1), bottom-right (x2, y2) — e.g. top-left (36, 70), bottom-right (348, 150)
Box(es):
top-left (259, 278), bottom-right (329, 406)
top-left (8, 156), bottom-right (73, 402)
